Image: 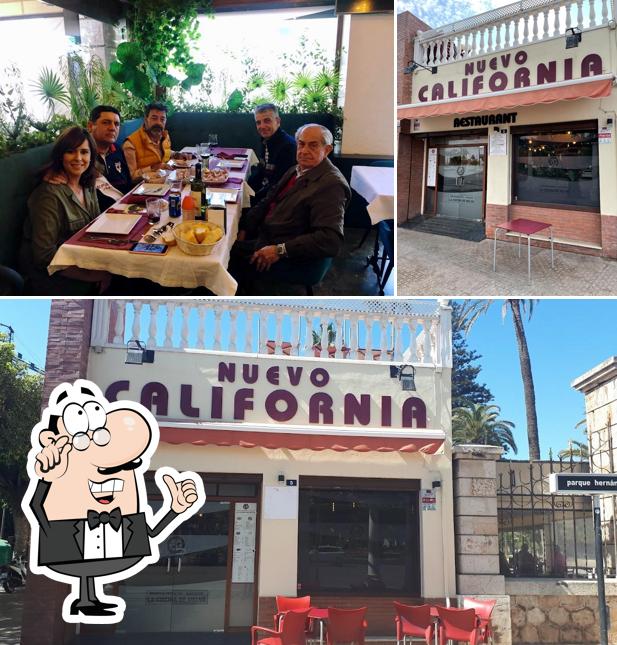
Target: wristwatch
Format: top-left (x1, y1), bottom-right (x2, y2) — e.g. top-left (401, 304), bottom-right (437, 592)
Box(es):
top-left (276, 243), bottom-right (287, 257)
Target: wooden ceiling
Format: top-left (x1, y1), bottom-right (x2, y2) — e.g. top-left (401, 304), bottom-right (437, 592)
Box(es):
top-left (41, 0), bottom-right (334, 24)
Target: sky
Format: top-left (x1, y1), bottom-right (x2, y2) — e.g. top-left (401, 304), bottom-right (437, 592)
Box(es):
top-left (0, 298), bottom-right (615, 461)
top-left (397, 0), bottom-right (515, 30)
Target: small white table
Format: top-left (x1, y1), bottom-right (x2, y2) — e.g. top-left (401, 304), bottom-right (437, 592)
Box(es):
top-left (350, 165), bottom-right (394, 225)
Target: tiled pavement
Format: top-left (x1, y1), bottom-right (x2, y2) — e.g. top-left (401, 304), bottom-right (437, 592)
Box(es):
top-left (398, 227), bottom-right (617, 296)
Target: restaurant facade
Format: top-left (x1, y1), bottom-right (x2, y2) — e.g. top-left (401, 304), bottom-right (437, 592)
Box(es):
top-left (397, 0), bottom-right (617, 258)
top-left (21, 298), bottom-right (456, 643)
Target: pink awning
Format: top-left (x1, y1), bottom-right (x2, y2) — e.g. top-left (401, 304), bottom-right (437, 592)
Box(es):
top-left (160, 426), bottom-right (444, 454)
top-left (398, 76), bottom-right (613, 119)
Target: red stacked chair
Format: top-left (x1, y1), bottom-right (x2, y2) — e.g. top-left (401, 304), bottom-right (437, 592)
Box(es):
top-left (273, 595), bottom-right (312, 629)
top-left (393, 601), bottom-right (435, 645)
top-left (435, 607), bottom-right (482, 645)
top-left (461, 598), bottom-right (496, 644)
top-left (326, 607), bottom-right (368, 645)
top-left (252, 608), bottom-right (312, 645)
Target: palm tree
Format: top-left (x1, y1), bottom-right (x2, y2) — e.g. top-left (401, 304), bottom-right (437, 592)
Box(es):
top-left (456, 300), bottom-right (540, 460)
top-left (452, 403), bottom-right (518, 455)
top-left (558, 440), bottom-right (589, 461)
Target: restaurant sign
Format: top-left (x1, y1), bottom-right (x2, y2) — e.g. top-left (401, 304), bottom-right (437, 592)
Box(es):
top-left (453, 112), bottom-right (517, 128)
top-left (103, 357), bottom-right (429, 429)
top-left (418, 51), bottom-right (603, 103)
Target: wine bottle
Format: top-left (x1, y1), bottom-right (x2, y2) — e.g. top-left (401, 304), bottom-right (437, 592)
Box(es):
top-left (190, 162), bottom-right (205, 221)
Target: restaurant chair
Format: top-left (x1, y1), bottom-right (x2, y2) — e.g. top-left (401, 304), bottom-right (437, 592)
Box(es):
top-left (275, 257), bottom-right (333, 296)
top-left (435, 607), bottom-right (482, 645)
top-left (326, 606), bottom-right (367, 645)
top-left (274, 595), bottom-right (311, 629)
top-left (393, 601), bottom-right (435, 645)
top-left (377, 219), bottom-right (394, 295)
top-left (461, 598), bottom-right (496, 644)
top-left (252, 608), bottom-right (312, 645)
top-left (0, 265), bottom-right (24, 296)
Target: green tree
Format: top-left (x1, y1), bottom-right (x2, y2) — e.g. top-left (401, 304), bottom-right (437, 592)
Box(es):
top-left (456, 299), bottom-right (540, 460)
top-left (0, 337), bottom-right (43, 555)
top-left (558, 419), bottom-right (589, 461)
top-left (452, 302), bottom-right (493, 410)
top-left (453, 403), bottom-right (517, 455)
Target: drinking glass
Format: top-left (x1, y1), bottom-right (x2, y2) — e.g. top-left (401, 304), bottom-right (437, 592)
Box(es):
top-left (146, 197), bottom-right (161, 224)
top-left (208, 133), bottom-right (218, 147)
top-left (199, 142), bottom-right (210, 158)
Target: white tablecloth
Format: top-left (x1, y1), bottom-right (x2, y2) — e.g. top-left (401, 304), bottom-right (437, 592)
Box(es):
top-left (49, 147), bottom-right (256, 295)
top-left (350, 166), bottom-right (394, 225)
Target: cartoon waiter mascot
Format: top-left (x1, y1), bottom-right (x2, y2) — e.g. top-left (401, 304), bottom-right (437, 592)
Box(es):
top-left (22, 379), bottom-right (206, 624)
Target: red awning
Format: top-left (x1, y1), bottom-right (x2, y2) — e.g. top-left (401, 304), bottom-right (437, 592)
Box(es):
top-left (398, 75), bottom-right (614, 119)
top-left (160, 425), bottom-right (444, 454)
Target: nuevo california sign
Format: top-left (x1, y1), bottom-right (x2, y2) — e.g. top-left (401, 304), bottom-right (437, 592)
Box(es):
top-left (104, 359), bottom-right (429, 429)
top-left (417, 51), bottom-right (603, 102)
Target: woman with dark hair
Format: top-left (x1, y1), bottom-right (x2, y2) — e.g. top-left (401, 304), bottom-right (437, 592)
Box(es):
top-left (20, 126), bottom-right (111, 294)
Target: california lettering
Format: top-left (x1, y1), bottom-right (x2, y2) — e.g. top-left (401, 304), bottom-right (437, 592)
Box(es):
top-left (105, 361), bottom-right (429, 429)
top-left (418, 51), bottom-right (603, 102)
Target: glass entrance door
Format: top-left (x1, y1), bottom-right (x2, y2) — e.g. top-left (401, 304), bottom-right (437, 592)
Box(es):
top-left (435, 146), bottom-right (485, 220)
top-left (117, 495), bottom-right (258, 636)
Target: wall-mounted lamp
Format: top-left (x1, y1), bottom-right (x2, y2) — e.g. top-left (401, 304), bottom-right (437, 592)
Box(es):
top-left (565, 27), bottom-right (582, 49)
top-left (404, 60), bottom-right (438, 75)
top-left (125, 340), bottom-right (155, 365)
top-left (389, 364), bottom-right (416, 391)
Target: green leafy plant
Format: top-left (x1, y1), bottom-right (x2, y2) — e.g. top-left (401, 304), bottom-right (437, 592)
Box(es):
top-left (110, 0), bottom-right (211, 101)
top-left (31, 68), bottom-right (69, 116)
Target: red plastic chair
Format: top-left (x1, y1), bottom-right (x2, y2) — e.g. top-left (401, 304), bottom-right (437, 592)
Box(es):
top-left (436, 607), bottom-right (481, 645)
top-left (273, 595), bottom-right (312, 630)
top-left (252, 608), bottom-right (312, 645)
top-left (326, 607), bottom-right (368, 645)
top-left (461, 598), bottom-right (496, 644)
top-left (393, 602), bottom-right (435, 645)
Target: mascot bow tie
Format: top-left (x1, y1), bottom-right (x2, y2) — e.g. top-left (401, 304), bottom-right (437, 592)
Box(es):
top-left (87, 508), bottom-right (122, 531)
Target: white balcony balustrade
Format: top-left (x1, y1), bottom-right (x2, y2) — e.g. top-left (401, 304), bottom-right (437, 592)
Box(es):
top-left (414, 0), bottom-right (613, 67)
top-left (90, 300), bottom-right (453, 368)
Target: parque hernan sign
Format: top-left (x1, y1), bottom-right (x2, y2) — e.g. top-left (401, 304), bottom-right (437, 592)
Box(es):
top-left (549, 473), bottom-right (617, 494)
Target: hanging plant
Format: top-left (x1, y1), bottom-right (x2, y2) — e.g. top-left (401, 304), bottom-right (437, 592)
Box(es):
top-left (109, 0), bottom-right (211, 102)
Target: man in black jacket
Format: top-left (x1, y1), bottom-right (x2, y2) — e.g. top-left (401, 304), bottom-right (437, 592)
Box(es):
top-left (248, 103), bottom-right (297, 204)
top-left (230, 124), bottom-right (350, 294)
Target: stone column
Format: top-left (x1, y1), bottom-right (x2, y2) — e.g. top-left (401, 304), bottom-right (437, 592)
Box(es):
top-left (21, 299), bottom-right (94, 645)
top-left (453, 444), bottom-right (512, 644)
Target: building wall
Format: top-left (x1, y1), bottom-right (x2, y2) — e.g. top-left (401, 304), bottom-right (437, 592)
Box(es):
top-left (400, 24), bottom-right (617, 254)
top-left (342, 13), bottom-right (394, 156)
top-left (87, 345), bottom-right (456, 603)
top-left (397, 11), bottom-right (431, 223)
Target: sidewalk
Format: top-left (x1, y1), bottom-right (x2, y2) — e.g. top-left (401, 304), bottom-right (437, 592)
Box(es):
top-left (397, 227), bottom-right (617, 296)
top-left (0, 587), bottom-right (23, 645)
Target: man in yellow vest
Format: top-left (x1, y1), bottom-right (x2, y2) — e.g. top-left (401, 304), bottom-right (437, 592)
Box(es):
top-left (123, 103), bottom-right (173, 181)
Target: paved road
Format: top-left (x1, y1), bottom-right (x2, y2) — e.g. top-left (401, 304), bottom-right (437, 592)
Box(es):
top-left (398, 227), bottom-right (617, 296)
top-left (0, 587), bottom-right (23, 645)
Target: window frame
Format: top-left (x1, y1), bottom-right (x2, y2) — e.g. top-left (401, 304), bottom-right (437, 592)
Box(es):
top-left (510, 119), bottom-right (600, 212)
top-left (297, 476), bottom-right (421, 597)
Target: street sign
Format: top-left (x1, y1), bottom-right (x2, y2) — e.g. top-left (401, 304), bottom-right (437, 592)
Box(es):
top-left (549, 473), bottom-right (617, 494)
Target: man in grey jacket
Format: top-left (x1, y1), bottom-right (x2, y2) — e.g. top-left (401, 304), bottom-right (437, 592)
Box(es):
top-left (230, 124), bottom-right (350, 292)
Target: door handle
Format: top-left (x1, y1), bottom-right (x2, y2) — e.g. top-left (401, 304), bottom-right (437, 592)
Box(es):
top-left (177, 557), bottom-right (182, 573)
top-left (167, 557), bottom-right (171, 573)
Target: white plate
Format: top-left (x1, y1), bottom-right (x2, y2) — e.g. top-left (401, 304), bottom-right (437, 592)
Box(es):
top-left (133, 183), bottom-right (171, 196)
top-left (218, 159), bottom-right (245, 169)
top-left (87, 213), bottom-right (142, 235)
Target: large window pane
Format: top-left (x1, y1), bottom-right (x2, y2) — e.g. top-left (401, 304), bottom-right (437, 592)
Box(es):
top-left (298, 487), bottom-right (420, 595)
top-left (513, 126), bottom-right (599, 208)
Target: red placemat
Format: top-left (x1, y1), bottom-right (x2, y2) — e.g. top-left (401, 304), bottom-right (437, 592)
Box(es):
top-left (66, 215), bottom-right (151, 250)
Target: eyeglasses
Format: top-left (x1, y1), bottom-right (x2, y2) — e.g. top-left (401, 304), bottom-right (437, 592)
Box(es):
top-left (72, 428), bottom-right (111, 451)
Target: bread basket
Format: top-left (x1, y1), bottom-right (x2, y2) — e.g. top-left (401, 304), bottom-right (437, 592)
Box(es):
top-left (174, 220), bottom-right (224, 256)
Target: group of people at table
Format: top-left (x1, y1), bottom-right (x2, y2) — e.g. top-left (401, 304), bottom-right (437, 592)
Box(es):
top-left (253, 596), bottom-right (495, 645)
top-left (20, 101), bottom-right (351, 295)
